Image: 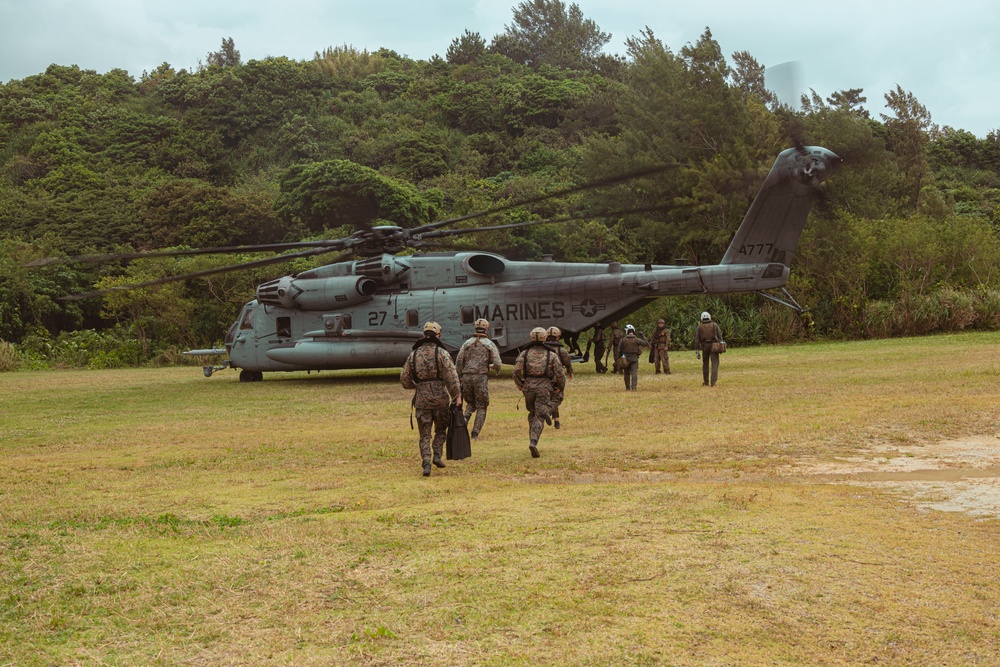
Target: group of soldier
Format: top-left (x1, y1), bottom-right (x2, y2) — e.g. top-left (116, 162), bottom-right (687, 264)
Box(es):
top-left (401, 312), bottom-right (725, 476)
top-left (400, 318), bottom-right (574, 475)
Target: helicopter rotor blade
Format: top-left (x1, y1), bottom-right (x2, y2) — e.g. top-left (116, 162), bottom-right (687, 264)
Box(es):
top-left (22, 235), bottom-right (368, 267)
top-left (59, 248), bottom-right (356, 301)
top-left (409, 163), bottom-right (686, 235)
top-left (414, 204), bottom-right (672, 241)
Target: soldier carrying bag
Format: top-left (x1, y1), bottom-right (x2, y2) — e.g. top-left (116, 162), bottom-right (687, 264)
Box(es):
top-left (711, 341), bottom-right (727, 354)
top-left (615, 355), bottom-right (630, 371)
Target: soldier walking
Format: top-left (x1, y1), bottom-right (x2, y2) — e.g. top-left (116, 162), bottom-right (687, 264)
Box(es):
top-left (652, 319), bottom-right (671, 374)
top-left (513, 327), bottom-right (566, 458)
top-left (545, 326), bottom-right (574, 429)
top-left (591, 323), bottom-right (607, 373)
top-left (608, 322), bottom-right (624, 374)
top-left (400, 321), bottom-right (462, 476)
top-left (617, 324), bottom-right (649, 391)
top-left (694, 311), bottom-right (724, 387)
top-left (456, 318), bottom-right (502, 440)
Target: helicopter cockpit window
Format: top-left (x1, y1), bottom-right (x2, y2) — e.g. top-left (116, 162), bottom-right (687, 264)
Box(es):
top-left (460, 306), bottom-right (474, 325)
top-left (239, 308), bottom-right (255, 330)
top-left (276, 316), bottom-right (291, 339)
top-left (406, 309), bottom-right (419, 327)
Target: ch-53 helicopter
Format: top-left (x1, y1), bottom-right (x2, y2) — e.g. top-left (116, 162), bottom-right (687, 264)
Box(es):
top-left (45, 144), bottom-right (840, 381)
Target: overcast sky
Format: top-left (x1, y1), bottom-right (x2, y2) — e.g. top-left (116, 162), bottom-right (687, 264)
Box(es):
top-left (1, 0), bottom-right (996, 137)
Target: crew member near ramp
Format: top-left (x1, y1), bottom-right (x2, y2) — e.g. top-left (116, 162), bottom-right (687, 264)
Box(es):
top-left (652, 319), bottom-right (671, 374)
top-left (617, 324), bottom-right (649, 391)
top-left (591, 324), bottom-right (607, 374)
top-left (609, 322), bottom-right (624, 374)
top-left (400, 321), bottom-right (462, 476)
top-left (694, 311), bottom-right (724, 387)
top-left (545, 326), bottom-right (574, 429)
top-left (456, 318), bottom-right (502, 440)
top-left (513, 327), bottom-right (566, 458)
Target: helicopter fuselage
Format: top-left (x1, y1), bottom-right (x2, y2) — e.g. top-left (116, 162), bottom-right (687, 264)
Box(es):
top-left (220, 252), bottom-right (788, 375)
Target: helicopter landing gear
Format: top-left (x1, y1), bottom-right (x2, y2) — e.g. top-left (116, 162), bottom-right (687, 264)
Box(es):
top-left (239, 370), bottom-right (264, 382)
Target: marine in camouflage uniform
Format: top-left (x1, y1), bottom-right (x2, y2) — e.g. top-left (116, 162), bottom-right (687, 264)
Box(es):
top-left (651, 319), bottom-right (671, 374)
top-left (591, 324), bottom-right (607, 373)
top-left (545, 326), bottom-right (574, 429)
top-left (455, 318), bottom-right (502, 440)
top-left (400, 322), bottom-right (462, 476)
top-left (617, 325), bottom-right (649, 391)
top-left (513, 327), bottom-right (566, 458)
top-left (608, 322), bottom-right (624, 374)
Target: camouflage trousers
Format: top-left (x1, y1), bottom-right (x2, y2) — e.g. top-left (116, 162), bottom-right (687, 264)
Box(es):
top-left (461, 373), bottom-right (491, 436)
top-left (550, 386), bottom-right (565, 420)
top-left (521, 380), bottom-right (553, 443)
top-left (654, 347), bottom-right (670, 373)
top-left (415, 407), bottom-right (449, 463)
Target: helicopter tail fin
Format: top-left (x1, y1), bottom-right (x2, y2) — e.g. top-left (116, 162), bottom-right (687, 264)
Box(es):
top-left (720, 146), bottom-right (840, 267)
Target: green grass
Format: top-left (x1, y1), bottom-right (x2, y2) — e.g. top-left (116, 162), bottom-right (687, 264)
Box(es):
top-left (2, 333), bottom-right (1000, 665)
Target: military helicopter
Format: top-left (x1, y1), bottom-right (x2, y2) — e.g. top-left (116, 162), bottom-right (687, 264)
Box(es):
top-left (43, 145), bottom-right (840, 381)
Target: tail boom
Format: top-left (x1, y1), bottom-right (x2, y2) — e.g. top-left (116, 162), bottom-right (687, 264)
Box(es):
top-left (721, 146), bottom-right (841, 267)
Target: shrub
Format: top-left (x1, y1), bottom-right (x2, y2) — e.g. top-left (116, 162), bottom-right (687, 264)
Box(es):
top-left (0, 340), bottom-right (21, 371)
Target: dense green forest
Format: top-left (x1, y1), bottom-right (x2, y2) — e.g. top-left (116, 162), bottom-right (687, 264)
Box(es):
top-left (2, 0), bottom-right (1000, 370)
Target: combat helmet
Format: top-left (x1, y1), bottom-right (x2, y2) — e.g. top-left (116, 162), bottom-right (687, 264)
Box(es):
top-left (474, 318), bottom-right (489, 333)
top-left (625, 324), bottom-right (635, 334)
top-left (529, 327), bottom-right (548, 342)
top-left (700, 311), bottom-right (711, 323)
top-left (423, 321), bottom-right (442, 336)
top-left (546, 326), bottom-right (561, 339)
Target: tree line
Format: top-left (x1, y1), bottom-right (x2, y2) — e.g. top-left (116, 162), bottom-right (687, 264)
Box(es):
top-left (2, 0), bottom-right (999, 370)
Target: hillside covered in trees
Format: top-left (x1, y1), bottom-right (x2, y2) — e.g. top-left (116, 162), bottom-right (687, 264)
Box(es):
top-left (2, 0), bottom-right (1000, 369)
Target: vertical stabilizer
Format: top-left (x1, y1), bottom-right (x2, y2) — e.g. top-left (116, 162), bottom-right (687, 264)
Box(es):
top-left (720, 146), bottom-right (840, 267)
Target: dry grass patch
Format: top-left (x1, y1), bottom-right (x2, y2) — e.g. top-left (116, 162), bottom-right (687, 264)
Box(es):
top-left (2, 332), bottom-right (999, 665)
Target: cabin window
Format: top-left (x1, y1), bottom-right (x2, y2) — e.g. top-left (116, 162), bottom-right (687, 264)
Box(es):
top-left (406, 309), bottom-right (419, 327)
top-left (460, 306), bottom-right (474, 324)
top-left (239, 308), bottom-right (255, 330)
top-left (276, 316), bottom-right (291, 339)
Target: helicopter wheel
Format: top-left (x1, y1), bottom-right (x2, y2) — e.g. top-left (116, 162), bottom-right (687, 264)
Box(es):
top-left (239, 370), bottom-right (264, 383)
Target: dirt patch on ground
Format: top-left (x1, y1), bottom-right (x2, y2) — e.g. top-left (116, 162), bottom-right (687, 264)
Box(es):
top-left (788, 435), bottom-right (1000, 518)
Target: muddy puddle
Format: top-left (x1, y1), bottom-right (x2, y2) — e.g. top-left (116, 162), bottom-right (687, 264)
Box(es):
top-left (789, 436), bottom-right (1000, 518)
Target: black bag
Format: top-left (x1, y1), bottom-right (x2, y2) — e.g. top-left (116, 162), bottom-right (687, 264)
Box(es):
top-left (648, 346), bottom-right (655, 363)
top-left (446, 405), bottom-right (472, 460)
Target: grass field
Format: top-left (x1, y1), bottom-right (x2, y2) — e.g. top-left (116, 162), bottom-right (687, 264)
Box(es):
top-left (2, 333), bottom-right (999, 666)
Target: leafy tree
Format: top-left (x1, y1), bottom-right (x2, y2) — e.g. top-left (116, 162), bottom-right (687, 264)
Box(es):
top-left (729, 51), bottom-right (775, 106)
top-left (275, 159), bottom-right (441, 229)
top-left (881, 84), bottom-right (934, 211)
top-left (446, 30), bottom-right (487, 65)
top-left (205, 37), bottom-right (242, 69)
top-left (490, 0), bottom-right (611, 71)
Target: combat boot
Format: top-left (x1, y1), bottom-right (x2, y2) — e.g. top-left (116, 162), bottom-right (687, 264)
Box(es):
top-left (529, 440), bottom-right (540, 458)
top-left (433, 455), bottom-right (446, 468)
top-left (422, 461), bottom-right (432, 477)
top-left (554, 419), bottom-right (560, 429)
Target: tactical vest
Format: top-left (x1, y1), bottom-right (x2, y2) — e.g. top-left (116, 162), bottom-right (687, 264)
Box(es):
top-left (409, 341), bottom-right (442, 383)
top-left (462, 338), bottom-right (491, 373)
top-left (523, 344), bottom-right (555, 378)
